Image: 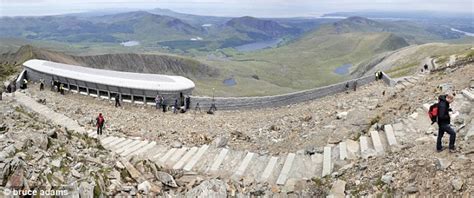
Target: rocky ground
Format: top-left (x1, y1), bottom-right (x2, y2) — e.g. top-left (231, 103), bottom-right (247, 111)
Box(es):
top-left (26, 80), bottom-right (393, 155)
top-left (1, 61), bottom-right (473, 196)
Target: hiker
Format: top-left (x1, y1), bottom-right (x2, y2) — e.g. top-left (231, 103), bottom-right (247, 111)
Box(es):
top-left (208, 103), bottom-right (217, 114)
top-left (185, 96), bottom-right (191, 110)
top-left (375, 71), bottom-right (383, 81)
top-left (179, 92), bottom-right (185, 107)
top-left (96, 113), bottom-right (105, 135)
top-left (436, 94), bottom-right (456, 152)
top-left (115, 95), bottom-right (121, 107)
top-left (173, 99), bottom-right (178, 114)
top-left (22, 79), bottom-right (28, 89)
top-left (155, 95), bottom-right (161, 109)
top-left (353, 80), bottom-right (358, 92)
top-left (162, 97), bottom-right (167, 112)
top-left (59, 84), bottom-right (65, 95)
top-left (39, 78), bottom-right (45, 91)
top-left (424, 64), bottom-right (428, 71)
top-left (345, 82), bottom-right (350, 93)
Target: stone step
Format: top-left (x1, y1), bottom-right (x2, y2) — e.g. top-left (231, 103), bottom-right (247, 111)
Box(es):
top-left (339, 142), bottom-right (347, 160)
top-left (260, 156), bottom-right (279, 182)
top-left (311, 153), bottom-right (324, 177)
top-left (384, 125), bottom-right (398, 146)
top-left (208, 148), bottom-right (229, 173)
top-left (233, 152), bottom-right (255, 177)
top-left (245, 155), bottom-right (270, 181)
top-left (109, 139), bottom-right (135, 151)
top-left (219, 150), bottom-right (246, 177)
top-left (148, 145), bottom-right (169, 160)
top-left (288, 154), bottom-right (314, 181)
top-left (345, 139), bottom-right (360, 159)
top-left (173, 147), bottom-right (198, 170)
top-left (128, 141), bottom-right (157, 157)
top-left (120, 141), bottom-right (150, 156)
top-left (167, 147), bottom-right (188, 166)
top-left (116, 140), bottom-right (142, 154)
top-left (370, 131), bottom-right (384, 155)
top-left (322, 147), bottom-right (332, 177)
top-left (104, 137), bottom-right (127, 148)
top-left (158, 148), bottom-right (178, 164)
top-left (100, 136), bottom-right (117, 145)
top-left (276, 153), bottom-right (296, 185)
top-left (183, 145), bottom-right (209, 171)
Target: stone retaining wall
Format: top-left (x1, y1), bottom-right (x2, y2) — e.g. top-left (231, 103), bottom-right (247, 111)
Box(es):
top-left (190, 73), bottom-right (393, 110)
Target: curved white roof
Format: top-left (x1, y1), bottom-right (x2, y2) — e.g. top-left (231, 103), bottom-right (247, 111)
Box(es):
top-left (23, 59), bottom-right (195, 92)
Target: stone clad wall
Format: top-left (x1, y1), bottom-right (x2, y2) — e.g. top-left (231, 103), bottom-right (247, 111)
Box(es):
top-left (190, 73), bottom-right (392, 110)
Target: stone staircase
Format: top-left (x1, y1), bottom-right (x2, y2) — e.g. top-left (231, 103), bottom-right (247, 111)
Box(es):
top-left (394, 74), bottom-right (426, 91)
top-left (12, 88), bottom-right (473, 190)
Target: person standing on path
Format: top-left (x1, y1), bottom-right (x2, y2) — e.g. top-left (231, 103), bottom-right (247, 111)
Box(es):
top-left (115, 95), bottom-right (121, 108)
top-left (96, 113), bottom-right (105, 136)
top-left (436, 94), bottom-right (456, 153)
top-left (39, 78), bottom-right (45, 91)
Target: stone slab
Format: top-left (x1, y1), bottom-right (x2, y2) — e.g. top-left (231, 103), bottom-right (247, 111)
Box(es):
top-left (209, 148), bottom-right (229, 172)
top-left (370, 131), bottom-right (384, 155)
top-left (159, 148), bottom-right (177, 163)
top-left (260, 156), bottom-right (278, 181)
top-left (184, 145), bottom-right (210, 171)
top-left (339, 142), bottom-right (347, 160)
top-left (128, 141), bottom-right (157, 157)
top-left (276, 153), bottom-right (296, 185)
top-left (384, 125), bottom-right (398, 146)
top-left (322, 146), bottom-right (332, 177)
top-left (173, 147), bottom-right (198, 170)
top-left (234, 152), bottom-right (255, 176)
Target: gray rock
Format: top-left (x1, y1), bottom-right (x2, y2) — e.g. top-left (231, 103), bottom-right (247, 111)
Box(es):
top-left (336, 112), bottom-right (348, 120)
top-left (451, 177), bottom-right (463, 191)
top-left (137, 181), bottom-right (151, 195)
top-left (71, 169), bottom-right (82, 178)
top-left (0, 124), bottom-right (8, 133)
top-left (328, 179), bottom-right (346, 198)
top-left (51, 159), bottom-right (61, 168)
top-left (459, 102), bottom-right (472, 114)
top-left (404, 183), bottom-right (418, 194)
top-left (186, 179), bottom-right (227, 197)
top-left (79, 182), bottom-right (94, 198)
top-left (435, 158), bottom-right (452, 170)
top-left (46, 129), bottom-right (58, 139)
top-left (381, 174), bottom-right (393, 185)
top-left (212, 137), bottom-right (228, 148)
top-left (171, 141), bottom-right (183, 148)
top-left (155, 171), bottom-right (177, 188)
top-left (305, 146), bottom-right (316, 155)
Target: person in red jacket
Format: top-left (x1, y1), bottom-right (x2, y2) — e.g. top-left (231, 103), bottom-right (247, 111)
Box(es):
top-left (96, 113), bottom-right (105, 136)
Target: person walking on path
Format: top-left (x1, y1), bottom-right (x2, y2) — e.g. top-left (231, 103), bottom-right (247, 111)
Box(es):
top-left (39, 78), bottom-right (45, 91)
top-left (115, 95), bottom-right (121, 107)
top-left (96, 113), bottom-right (105, 136)
top-left (155, 95), bottom-right (161, 110)
top-left (353, 80), bottom-right (358, 92)
top-left (436, 94), bottom-right (456, 153)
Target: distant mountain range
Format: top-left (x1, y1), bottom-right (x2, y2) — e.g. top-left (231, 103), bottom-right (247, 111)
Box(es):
top-left (0, 8), bottom-right (471, 53)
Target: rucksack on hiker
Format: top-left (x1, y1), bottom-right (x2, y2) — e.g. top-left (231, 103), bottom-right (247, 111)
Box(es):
top-left (428, 103), bottom-right (438, 124)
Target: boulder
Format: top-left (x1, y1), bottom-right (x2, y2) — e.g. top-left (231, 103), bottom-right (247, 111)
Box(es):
top-left (451, 177), bottom-right (463, 191)
top-left (327, 180), bottom-right (346, 198)
top-left (212, 136), bottom-right (228, 148)
top-left (155, 171), bottom-right (177, 188)
top-left (186, 179), bottom-right (226, 197)
top-left (137, 181), bottom-right (151, 195)
top-left (171, 141), bottom-right (183, 148)
top-left (435, 158), bottom-right (452, 170)
top-left (336, 112), bottom-right (348, 120)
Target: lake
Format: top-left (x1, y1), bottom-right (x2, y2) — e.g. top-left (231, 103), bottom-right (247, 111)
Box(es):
top-left (334, 63), bottom-right (352, 75)
top-left (235, 39), bottom-right (282, 52)
top-left (223, 78), bottom-right (237, 86)
top-left (120, 40), bottom-right (140, 47)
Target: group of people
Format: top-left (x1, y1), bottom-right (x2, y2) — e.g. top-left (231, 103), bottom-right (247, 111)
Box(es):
top-left (153, 92), bottom-right (191, 114)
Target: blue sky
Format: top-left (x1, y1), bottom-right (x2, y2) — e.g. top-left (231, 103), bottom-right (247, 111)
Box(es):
top-left (0, 0), bottom-right (472, 17)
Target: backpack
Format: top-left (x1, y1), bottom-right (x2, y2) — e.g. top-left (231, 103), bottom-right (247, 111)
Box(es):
top-left (428, 103), bottom-right (438, 124)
